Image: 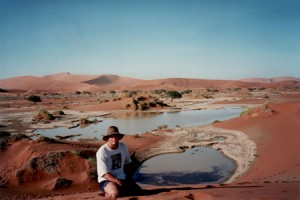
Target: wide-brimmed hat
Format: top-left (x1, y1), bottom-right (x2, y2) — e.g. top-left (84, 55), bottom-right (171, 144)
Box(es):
top-left (103, 126), bottom-right (124, 141)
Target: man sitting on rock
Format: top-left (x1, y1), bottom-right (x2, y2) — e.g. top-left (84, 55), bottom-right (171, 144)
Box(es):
top-left (96, 126), bottom-right (142, 199)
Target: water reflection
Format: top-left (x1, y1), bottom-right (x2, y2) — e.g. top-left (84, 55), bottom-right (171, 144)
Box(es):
top-left (136, 167), bottom-right (224, 186)
top-left (134, 147), bottom-right (235, 185)
top-left (109, 111), bottom-right (164, 119)
top-left (34, 107), bottom-right (242, 139)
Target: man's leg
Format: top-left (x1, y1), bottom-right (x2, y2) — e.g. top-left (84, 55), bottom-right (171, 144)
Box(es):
top-left (122, 178), bottom-right (143, 196)
top-left (103, 182), bottom-right (120, 199)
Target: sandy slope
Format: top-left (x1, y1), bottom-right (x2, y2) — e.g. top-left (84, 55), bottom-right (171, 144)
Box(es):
top-left (1, 73), bottom-right (299, 93)
top-left (0, 76), bottom-right (100, 93)
top-left (215, 102), bottom-right (300, 184)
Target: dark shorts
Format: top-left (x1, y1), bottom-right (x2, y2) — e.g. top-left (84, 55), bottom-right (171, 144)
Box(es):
top-left (99, 180), bottom-right (110, 191)
top-left (99, 179), bottom-right (143, 196)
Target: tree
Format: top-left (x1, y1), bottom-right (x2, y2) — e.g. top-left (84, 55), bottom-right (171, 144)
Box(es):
top-left (166, 90), bottom-right (182, 102)
top-left (27, 95), bottom-right (42, 104)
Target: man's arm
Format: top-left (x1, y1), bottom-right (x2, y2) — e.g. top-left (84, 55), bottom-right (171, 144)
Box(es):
top-left (102, 172), bottom-right (123, 186)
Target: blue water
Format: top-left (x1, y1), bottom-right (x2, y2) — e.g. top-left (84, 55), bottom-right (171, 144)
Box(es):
top-left (34, 107), bottom-right (242, 140)
top-left (135, 147), bottom-right (235, 186)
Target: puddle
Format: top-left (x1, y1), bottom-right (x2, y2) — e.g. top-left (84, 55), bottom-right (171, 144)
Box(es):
top-left (134, 147), bottom-right (235, 185)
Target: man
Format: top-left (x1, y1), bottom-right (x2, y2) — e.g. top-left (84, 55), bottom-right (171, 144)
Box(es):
top-left (96, 126), bottom-right (141, 199)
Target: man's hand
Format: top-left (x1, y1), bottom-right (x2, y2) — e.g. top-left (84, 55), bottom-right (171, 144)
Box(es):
top-left (115, 179), bottom-right (123, 186)
top-left (103, 173), bottom-right (123, 186)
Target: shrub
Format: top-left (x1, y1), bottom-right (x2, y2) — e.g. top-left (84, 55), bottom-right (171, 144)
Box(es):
top-left (126, 90), bottom-right (138, 97)
top-left (34, 109), bottom-right (55, 121)
top-left (54, 178), bottom-right (73, 189)
top-left (70, 150), bottom-right (83, 157)
top-left (36, 136), bottom-right (57, 143)
top-left (82, 91), bottom-right (91, 95)
top-left (0, 88), bottom-right (8, 93)
top-left (53, 110), bottom-right (65, 115)
top-left (80, 118), bottom-right (90, 125)
top-left (202, 94), bottom-right (213, 99)
top-left (99, 99), bottom-right (109, 104)
top-left (240, 109), bottom-right (250, 117)
top-left (27, 95), bottom-right (42, 104)
top-left (147, 101), bottom-right (156, 107)
top-left (152, 89), bottom-right (167, 94)
top-left (113, 97), bottom-right (121, 101)
top-left (154, 99), bottom-right (167, 106)
top-left (136, 96), bottom-right (146, 101)
top-left (181, 89), bottom-right (192, 94)
top-left (157, 124), bottom-right (168, 130)
top-left (0, 131), bottom-right (11, 138)
top-left (166, 90), bottom-right (182, 102)
top-left (62, 105), bottom-right (69, 109)
top-left (0, 140), bottom-right (8, 150)
top-left (137, 102), bottom-right (147, 110)
top-left (109, 90), bottom-right (116, 96)
top-left (88, 157), bottom-right (97, 181)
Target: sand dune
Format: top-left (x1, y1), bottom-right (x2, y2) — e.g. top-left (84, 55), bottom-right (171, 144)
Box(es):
top-left (240, 76), bottom-right (300, 83)
top-left (215, 102), bottom-right (300, 183)
top-left (44, 72), bottom-right (101, 83)
top-left (0, 75), bottom-right (100, 93)
top-left (0, 73), bottom-right (299, 93)
top-left (84, 74), bottom-right (146, 90)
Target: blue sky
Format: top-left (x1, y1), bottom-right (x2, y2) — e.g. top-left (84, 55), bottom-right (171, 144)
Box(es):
top-left (1, 0), bottom-right (299, 80)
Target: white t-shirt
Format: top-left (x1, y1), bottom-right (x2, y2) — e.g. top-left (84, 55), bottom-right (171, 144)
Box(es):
top-left (96, 142), bottom-right (132, 183)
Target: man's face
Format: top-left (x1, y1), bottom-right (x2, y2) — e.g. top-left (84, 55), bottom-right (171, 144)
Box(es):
top-left (107, 135), bottom-right (121, 146)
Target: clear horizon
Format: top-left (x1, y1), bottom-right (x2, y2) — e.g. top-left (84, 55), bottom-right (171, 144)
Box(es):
top-left (1, 0), bottom-right (299, 80)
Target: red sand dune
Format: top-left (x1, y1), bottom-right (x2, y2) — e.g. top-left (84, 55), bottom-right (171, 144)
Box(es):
top-left (44, 72), bottom-right (100, 83)
top-left (240, 76), bottom-right (300, 83)
top-left (83, 74), bottom-right (146, 90)
top-left (0, 75), bottom-right (100, 93)
top-left (0, 73), bottom-right (299, 93)
top-left (215, 102), bottom-right (300, 183)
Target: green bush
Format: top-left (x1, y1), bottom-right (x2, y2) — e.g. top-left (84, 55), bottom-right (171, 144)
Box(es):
top-left (80, 118), bottom-right (90, 125)
top-left (54, 178), bottom-right (73, 189)
top-left (27, 95), bottom-right (42, 104)
top-left (0, 131), bottom-right (11, 138)
top-left (0, 88), bottom-right (8, 93)
top-left (88, 157), bottom-right (97, 181)
top-left (53, 110), bottom-right (65, 115)
top-left (156, 124), bottom-right (168, 130)
top-left (36, 136), bottom-right (57, 143)
top-left (166, 90), bottom-right (182, 102)
top-left (137, 102), bottom-right (147, 110)
top-left (126, 90), bottom-right (138, 97)
top-left (34, 109), bottom-right (55, 121)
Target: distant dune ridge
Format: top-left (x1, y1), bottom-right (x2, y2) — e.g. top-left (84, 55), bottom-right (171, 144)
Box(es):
top-left (240, 77), bottom-right (300, 83)
top-left (0, 72), bottom-right (299, 93)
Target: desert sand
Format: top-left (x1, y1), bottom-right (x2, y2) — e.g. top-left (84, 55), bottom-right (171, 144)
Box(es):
top-left (0, 74), bottom-right (299, 199)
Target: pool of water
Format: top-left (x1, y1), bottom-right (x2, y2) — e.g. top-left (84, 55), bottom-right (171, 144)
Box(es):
top-left (33, 107), bottom-right (241, 185)
top-left (34, 107), bottom-right (242, 139)
top-left (134, 147), bottom-right (235, 186)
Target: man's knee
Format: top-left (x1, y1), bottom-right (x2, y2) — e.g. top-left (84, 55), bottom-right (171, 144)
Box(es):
top-left (104, 182), bottom-right (120, 199)
top-left (106, 191), bottom-right (119, 199)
